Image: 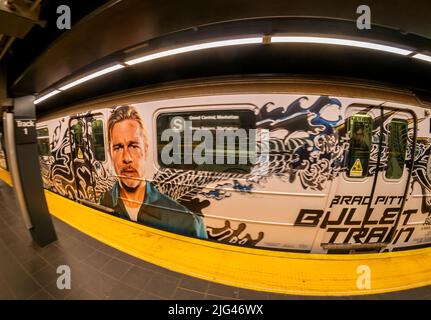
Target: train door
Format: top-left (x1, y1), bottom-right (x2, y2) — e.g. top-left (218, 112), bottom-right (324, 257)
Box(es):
top-left (367, 108), bottom-right (416, 248)
top-left (69, 116), bottom-right (96, 202)
top-left (319, 104), bottom-right (416, 252)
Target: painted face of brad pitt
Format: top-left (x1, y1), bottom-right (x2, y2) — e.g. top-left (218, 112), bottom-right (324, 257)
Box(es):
top-left (111, 119), bottom-right (146, 193)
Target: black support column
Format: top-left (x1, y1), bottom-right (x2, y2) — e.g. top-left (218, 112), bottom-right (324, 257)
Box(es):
top-left (7, 95), bottom-right (57, 247)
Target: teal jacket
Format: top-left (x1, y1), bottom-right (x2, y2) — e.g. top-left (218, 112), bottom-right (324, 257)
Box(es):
top-left (99, 181), bottom-right (207, 239)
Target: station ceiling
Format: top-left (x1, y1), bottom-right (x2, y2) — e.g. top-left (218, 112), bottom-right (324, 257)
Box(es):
top-left (2, 0), bottom-right (431, 113)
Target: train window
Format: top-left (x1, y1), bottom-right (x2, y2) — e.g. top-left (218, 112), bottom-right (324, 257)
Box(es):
top-left (91, 119), bottom-right (106, 161)
top-left (347, 114), bottom-right (372, 178)
top-left (71, 121), bottom-right (85, 159)
top-left (386, 119), bottom-right (408, 179)
top-left (156, 109), bottom-right (256, 173)
top-left (37, 128), bottom-right (50, 156)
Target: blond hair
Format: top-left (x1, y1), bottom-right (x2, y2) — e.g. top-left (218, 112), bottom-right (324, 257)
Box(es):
top-left (107, 105), bottom-right (149, 156)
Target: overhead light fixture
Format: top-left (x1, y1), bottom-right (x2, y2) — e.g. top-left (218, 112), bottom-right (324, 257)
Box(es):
top-left (412, 53), bottom-right (431, 63)
top-left (125, 37), bottom-right (264, 65)
top-left (34, 90), bottom-right (61, 104)
top-left (59, 64), bottom-right (125, 91)
top-left (270, 36), bottom-right (412, 56)
top-left (33, 35), bottom-right (424, 106)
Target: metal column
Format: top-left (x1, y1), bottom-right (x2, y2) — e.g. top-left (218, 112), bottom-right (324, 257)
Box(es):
top-left (4, 96), bottom-right (57, 247)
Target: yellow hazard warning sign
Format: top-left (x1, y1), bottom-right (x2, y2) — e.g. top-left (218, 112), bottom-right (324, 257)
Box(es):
top-left (350, 158), bottom-right (363, 177)
top-left (77, 147), bottom-right (84, 159)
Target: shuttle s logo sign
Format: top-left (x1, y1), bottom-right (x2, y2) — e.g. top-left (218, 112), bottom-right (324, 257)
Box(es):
top-left (170, 116), bottom-right (186, 132)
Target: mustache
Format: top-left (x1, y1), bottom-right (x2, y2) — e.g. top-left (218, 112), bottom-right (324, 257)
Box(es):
top-left (120, 166), bottom-right (138, 174)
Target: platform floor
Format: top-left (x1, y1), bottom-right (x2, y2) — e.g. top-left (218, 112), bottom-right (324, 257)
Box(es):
top-left (0, 180), bottom-right (430, 300)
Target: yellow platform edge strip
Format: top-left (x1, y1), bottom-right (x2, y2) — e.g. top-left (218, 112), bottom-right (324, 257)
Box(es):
top-left (1, 167), bottom-right (431, 296)
top-left (0, 168), bottom-right (12, 187)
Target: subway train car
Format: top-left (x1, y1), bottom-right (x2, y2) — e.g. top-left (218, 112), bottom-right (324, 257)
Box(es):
top-left (5, 79), bottom-right (431, 254)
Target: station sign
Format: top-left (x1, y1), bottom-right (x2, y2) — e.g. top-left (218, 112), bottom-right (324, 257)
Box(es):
top-left (14, 119), bottom-right (37, 144)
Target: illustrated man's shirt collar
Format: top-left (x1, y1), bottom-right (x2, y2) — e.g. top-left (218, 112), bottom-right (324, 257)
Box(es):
top-left (111, 180), bottom-right (163, 210)
top-left (103, 179), bottom-right (207, 239)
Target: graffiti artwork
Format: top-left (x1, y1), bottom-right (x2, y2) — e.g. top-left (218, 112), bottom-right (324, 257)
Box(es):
top-left (22, 91), bottom-right (431, 253)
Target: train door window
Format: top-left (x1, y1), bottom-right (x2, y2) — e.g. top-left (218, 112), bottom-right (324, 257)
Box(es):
top-left (91, 119), bottom-right (106, 161)
top-left (385, 118), bottom-right (408, 180)
top-left (37, 127), bottom-right (51, 156)
top-left (347, 114), bottom-right (372, 178)
top-left (71, 121), bottom-right (85, 160)
top-left (156, 109), bottom-right (256, 173)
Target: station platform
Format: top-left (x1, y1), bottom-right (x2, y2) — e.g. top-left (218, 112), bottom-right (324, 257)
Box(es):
top-left (1, 178), bottom-right (431, 300)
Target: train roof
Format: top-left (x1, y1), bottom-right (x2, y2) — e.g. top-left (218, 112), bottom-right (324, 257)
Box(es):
top-left (38, 76), bottom-right (428, 122)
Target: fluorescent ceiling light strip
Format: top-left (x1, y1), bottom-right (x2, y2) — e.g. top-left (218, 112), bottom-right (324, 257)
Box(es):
top-left (413, 53), bottom-right (431, 63)
top-left (125, 37), bottom-right (263, 65)
top-left (34, 90), bottom-right (61, 104)
top-left (271, 36), bottom-right (412, 56)
top-left (59, 64), bottom-right (125, 91)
